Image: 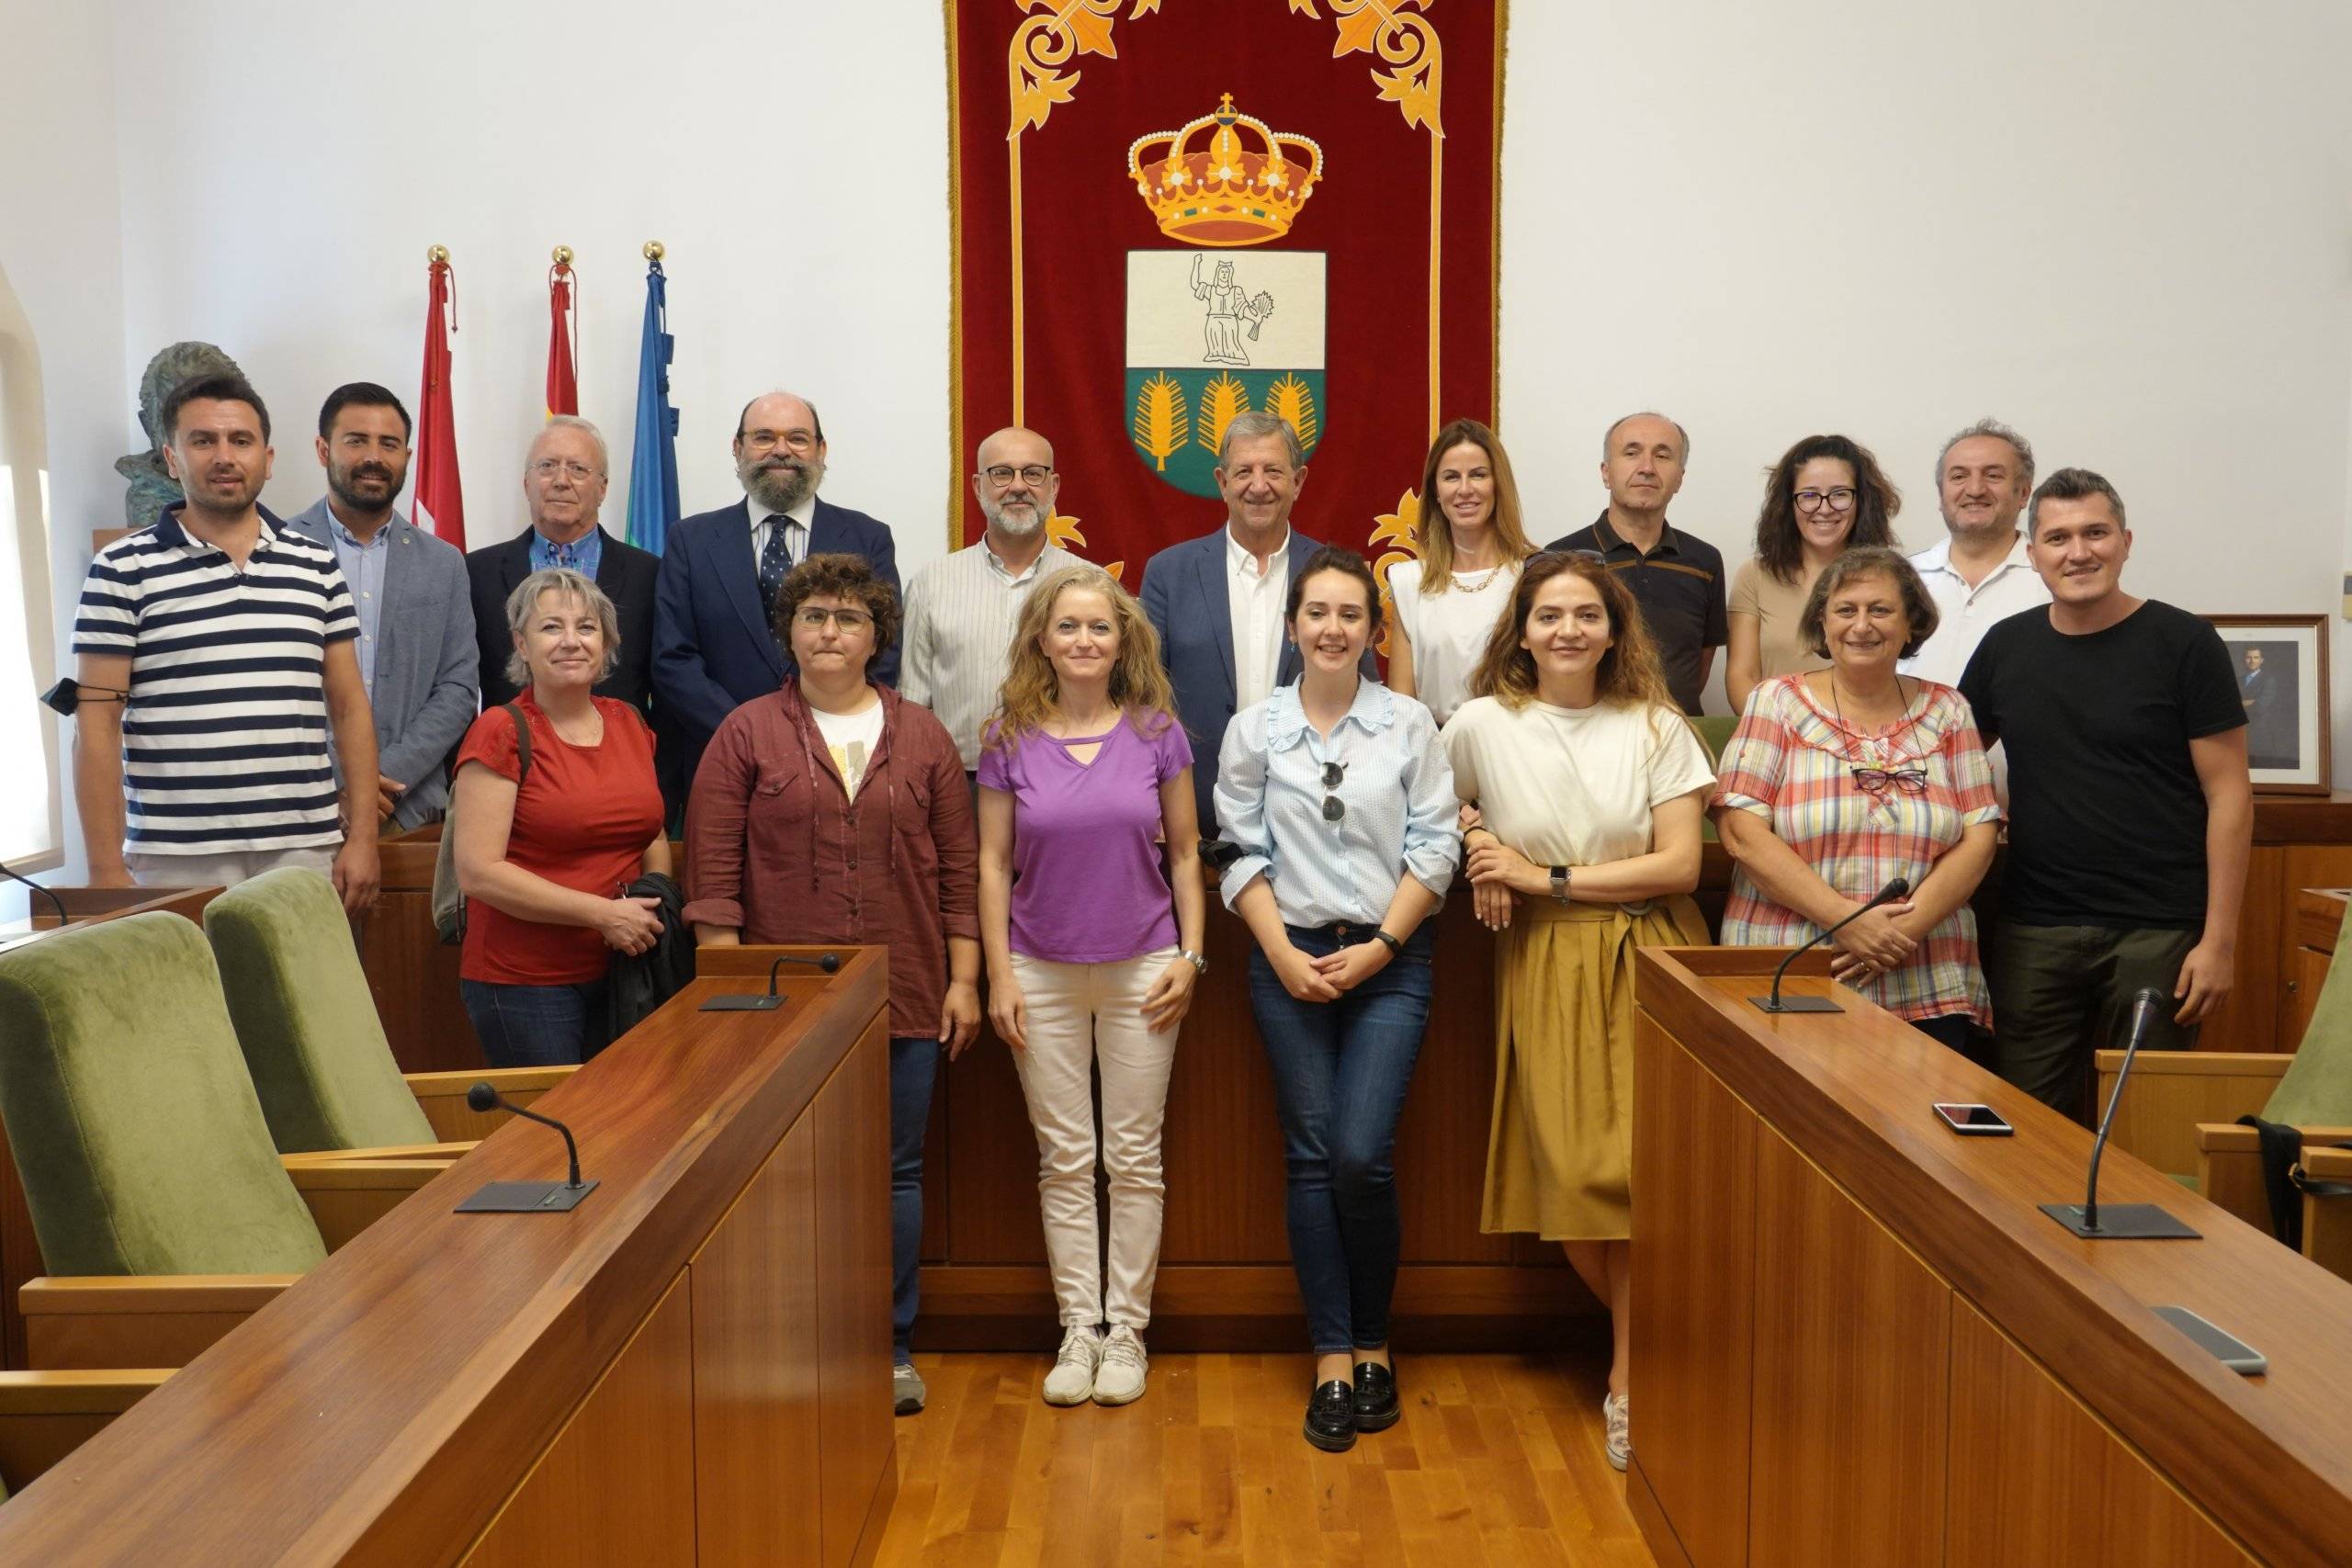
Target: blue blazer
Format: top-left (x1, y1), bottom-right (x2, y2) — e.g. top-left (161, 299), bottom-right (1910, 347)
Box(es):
top-left (1138, 525), bottom-right (1373, 834)
top-left (653, 495), bottom-right (899, 775)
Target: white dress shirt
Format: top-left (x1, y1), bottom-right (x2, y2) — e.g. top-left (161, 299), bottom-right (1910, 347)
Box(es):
top-left (1227, 525), bottom-right (1291, 712)
top-left (1900, 532), bottom-right (2051, 687)
top-left (749, 491), bottom-right (820, 569)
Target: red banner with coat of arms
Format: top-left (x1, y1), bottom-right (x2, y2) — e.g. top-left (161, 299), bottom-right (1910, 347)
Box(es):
top-left (950, 0), bottom-right (1504, 588)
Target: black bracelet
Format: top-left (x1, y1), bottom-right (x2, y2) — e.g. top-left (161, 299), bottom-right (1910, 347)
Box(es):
top-left (1371, 929), bottom-right (1404, 958)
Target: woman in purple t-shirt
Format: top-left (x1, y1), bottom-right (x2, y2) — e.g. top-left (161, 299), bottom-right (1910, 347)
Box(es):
top-left (977, 564), bottom-right (1205, 1411)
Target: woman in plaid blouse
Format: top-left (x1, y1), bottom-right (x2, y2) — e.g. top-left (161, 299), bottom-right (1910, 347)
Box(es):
top-left (1712, 547), bottom-right (2001, 1051)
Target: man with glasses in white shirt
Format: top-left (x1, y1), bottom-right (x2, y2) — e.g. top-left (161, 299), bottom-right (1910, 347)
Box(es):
top-left (902, 427), bottom-right (1079, 774)
top-left (654, 389), bottom-right (901, 796)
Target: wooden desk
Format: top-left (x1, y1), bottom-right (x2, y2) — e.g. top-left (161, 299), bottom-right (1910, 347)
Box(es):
top-left (0, 952), bottom-right (897, 1566)
top-left (1630, 946), bottom-right (2352, 1568)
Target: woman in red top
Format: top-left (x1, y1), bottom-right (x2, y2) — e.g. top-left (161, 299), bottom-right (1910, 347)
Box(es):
top-left (452, 567), bottom-right (669, 1067)
top-left (683, 553), bottom-right (979, 1418)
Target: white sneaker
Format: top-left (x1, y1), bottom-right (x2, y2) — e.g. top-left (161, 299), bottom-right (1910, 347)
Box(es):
top-left (1603, 1393), bottom-right (1631, 1472)
top-left (1091, 1325), bottom-right (1148, 1406)
top-left (1043, 1326), bottom-right (1102, 1405)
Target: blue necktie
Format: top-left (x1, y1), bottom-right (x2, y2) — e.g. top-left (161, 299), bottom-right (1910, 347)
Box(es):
top-left (759, 519), bottom-right (795, 615)
top-left (548, 539), bottom-right (579, 571)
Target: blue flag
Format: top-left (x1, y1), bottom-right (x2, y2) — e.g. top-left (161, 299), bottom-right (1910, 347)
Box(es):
top-left (626, 258), bottom-right (681, 554)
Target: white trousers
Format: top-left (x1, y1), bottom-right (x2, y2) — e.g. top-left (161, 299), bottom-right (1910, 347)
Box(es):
top-left (1009, 947), bottom-right (1182, 1330)
top-left (128, 844), bottom-right (336, 888)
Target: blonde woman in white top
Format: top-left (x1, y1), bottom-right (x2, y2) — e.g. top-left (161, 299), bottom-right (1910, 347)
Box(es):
top-left (1385, 419), bottom-right (1534, 722)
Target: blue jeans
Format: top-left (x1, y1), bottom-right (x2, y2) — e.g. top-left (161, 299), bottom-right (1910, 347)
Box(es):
top-left (1246, 921), bottom-right (1435, 1355)
top-left (890, 1034), bottom-right (940, 1363)
top-left (460, 977), bottom-right (615, 1068)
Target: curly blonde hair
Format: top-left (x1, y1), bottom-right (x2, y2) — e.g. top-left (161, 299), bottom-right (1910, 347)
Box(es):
top-left (987, 564), bottom-right (1178, 750)
top-left (1469, 551), bottom-right (1678, 712)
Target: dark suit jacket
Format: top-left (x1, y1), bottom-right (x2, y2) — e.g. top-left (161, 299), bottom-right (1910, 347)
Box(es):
top-left (652, 496), bottom-right (899, 784)
top-left (467, 525), bottom-right (661, 717)
top-left (1138, 525), bottom-right (1373, 833)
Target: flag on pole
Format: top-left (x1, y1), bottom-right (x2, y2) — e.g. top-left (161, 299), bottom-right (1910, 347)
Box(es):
top-left (546, 250), bottom-right (579, 417)
top-left (413, 248), bottom-right (466, 550)
top-left (626, 249), bottom-right (681, 555)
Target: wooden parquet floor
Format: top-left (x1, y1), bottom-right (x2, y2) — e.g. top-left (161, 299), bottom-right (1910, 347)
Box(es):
top-left (872, 1351), bottom-right (1658, 1567)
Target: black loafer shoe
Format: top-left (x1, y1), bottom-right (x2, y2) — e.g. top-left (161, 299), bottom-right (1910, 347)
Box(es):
top-left (1305, 1379), bottom-right (1358, 1451)
top-left (1352, 1360), bottom-right (1400, 1432)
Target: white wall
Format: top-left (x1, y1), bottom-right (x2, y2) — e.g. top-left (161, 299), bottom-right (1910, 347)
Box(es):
top-left (22, 0), bottom-right (2352, 761)
top-left (108, 0), bottom-right (953, 556)
top-left (1, 0), bottom-right (129, 889)
top-left (1504, 1), bottom-right (2352, 736)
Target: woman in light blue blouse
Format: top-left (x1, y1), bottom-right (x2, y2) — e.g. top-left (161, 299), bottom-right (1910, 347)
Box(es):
top-left (1213, 547), bottom-right (1459, 1454)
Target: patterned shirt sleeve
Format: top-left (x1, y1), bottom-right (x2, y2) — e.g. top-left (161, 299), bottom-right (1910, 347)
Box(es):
top-left (1937, 687), bottom-right (2003, 828)
top-left (320, 555), bottom-right (360, 643)
top-left (1713, 682), bottom-right (1789, 818)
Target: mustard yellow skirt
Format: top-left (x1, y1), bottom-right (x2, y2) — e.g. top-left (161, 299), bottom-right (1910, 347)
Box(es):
top-left (1481, 895), bottom-right (1708, 1241)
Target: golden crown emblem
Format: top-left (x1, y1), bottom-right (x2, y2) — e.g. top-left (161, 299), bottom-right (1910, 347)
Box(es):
top-left (1127, 94), bottom-right (1325, 247)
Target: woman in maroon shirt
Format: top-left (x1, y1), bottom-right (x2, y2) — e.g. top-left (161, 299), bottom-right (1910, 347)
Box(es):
top-left (452, 568), bottom-right (670, 1069)
top-left (684, 554), bottom-right (979, 1418)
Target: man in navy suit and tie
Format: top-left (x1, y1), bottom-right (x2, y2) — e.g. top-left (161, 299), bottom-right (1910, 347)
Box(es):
top-left (1139, 410), bottom-right (1370, 834)
top-left (654, 390), bottom-right (899, 795)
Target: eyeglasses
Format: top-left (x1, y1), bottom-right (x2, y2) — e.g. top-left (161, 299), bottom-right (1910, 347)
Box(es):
top-left (793, 607), bottom-right (874, 633)
top-left (529, 458), bottom-right (600, 481)
top-left (743, 430), bottom-right (819, 456)
top-left (982, 464), bottom-right (1053, 488)
top-left (1795, 487), bottom-right (1859, 513)
top-left (1320, 760), bottom-right (1347, 823)
top-left (1849, 766), bottom-right (1928, 797)
top-left (1531, 547), bottom-right (1608, 565)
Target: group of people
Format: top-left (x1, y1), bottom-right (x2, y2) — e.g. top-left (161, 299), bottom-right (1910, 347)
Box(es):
top-left (68, 374), bottom-right (2253, 1472)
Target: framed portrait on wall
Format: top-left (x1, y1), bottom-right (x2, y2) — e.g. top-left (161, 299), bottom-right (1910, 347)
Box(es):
top-left (2201, 614), bottom-right (2330, 795)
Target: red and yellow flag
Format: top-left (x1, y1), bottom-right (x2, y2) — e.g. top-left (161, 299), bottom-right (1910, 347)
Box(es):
top-left (413, 249), bottom-right (466, 549)
top-left (546, 253), bottom-right (579, 418)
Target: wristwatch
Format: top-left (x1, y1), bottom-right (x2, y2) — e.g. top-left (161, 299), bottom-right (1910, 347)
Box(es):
top-left (1180, 948), bottom-right (1208, 976)
top-left (1550, 864), bottom-right (1572, 904)
top-left (1370, 930), bottom-right (1404, 958)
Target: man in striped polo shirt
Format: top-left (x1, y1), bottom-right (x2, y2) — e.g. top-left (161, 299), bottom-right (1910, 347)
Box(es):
top-left (71, 373), bottom-right (382, 909)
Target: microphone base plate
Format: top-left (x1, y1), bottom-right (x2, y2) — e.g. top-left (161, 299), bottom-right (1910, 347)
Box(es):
top-left (2038, 1202), bottom-right (2199, 1240)
top-left (1748, 995), bottom-right (1844, 1013)
top-left (701, 994), bottom-right (786, 1012)
top-left (458, 1179), bottom-right (600, 1213)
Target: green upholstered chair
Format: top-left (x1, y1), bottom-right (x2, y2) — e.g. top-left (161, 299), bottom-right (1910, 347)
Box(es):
top-left (1691, 714), bottom-right (1738, 765)
top-left (2099, 897), bottom-right (2352, 1277)
top-left (201, 870), bottom-right (436, 1155)
top-left (0, 912), bottom-right (326, 1278)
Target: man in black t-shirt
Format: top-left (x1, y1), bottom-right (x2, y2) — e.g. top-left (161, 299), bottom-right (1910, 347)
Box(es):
top-left (1959, 468), bottom-right (2252, 1119)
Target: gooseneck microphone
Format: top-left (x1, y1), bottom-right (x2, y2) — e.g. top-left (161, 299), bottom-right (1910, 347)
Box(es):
top-left (453, 1083), bottom-right (599, 1213)
top-left (1749, 877), bottom-right (1910, 1014)
top-left (701, 951), bottom-right (842, 1012)
top-left (0, 863), bottom-right (70, 929)
top-left (2041, 987), bottom-right (2199, 1239)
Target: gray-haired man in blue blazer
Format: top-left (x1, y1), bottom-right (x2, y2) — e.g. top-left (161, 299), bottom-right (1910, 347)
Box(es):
top-left (284, 382), bottom-right (479, 831)
top-left (1139, 411), bottom-right (1371, 835)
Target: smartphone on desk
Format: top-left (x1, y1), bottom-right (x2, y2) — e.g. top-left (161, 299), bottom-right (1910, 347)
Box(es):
top-left (1932, 1102), bottom-right (2015, 1136)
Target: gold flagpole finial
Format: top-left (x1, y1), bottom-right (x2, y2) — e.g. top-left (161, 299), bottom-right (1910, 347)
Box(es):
top-left (643, 241), bottom-right (666, 261)
top-left (551, 245), bottom-right (574, 267)
top-left (427, 244), bottom-right (449, 264)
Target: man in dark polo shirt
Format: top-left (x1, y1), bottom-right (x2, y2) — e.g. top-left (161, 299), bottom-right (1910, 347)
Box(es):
top-left (1544, 411), bottom-right (1726, 716)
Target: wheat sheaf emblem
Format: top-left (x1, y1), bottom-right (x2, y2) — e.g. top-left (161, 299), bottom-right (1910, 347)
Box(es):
top-left (1131, 373), bottom-right (1190, 473)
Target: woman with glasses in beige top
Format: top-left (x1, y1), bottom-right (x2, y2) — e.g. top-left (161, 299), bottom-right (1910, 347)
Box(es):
top-left (1724, 434), bottom-right (1902, 714)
